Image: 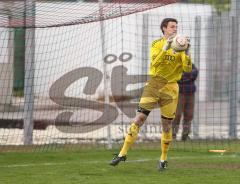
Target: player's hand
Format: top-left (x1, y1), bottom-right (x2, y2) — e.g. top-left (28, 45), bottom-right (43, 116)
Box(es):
top-left (185, 37), bottom-right (191, 56)
top-left (163, 34), bottom-right (175, 51)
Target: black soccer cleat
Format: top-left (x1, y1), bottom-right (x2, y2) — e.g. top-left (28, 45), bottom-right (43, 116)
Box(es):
top-left (157, 161), bottom-right (168, 171)
top-left (110, 154), bottom-right (127, 166)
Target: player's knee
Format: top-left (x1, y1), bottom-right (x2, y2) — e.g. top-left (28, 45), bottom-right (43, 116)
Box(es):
top-left (137, 106), bottom-right (150, 116)
top-left (134, 114), bottom-right (147, 126)
top-left (161, 118), bottom-right (173, 143)
top-left (161, 117), bottom-right (172, 133)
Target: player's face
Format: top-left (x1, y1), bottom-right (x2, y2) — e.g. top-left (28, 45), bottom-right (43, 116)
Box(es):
top-left (163, 21), bottom-right (178, 38)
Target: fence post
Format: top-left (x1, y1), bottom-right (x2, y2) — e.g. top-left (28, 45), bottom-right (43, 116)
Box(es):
top-left (24, 0), bottom-right (35, 145)
top-left (193, 16), bottom-right (201, 139)
top-left (98, 0), bottom-right (112, 149)
top-left (229, 16), bottom-right (238, 139)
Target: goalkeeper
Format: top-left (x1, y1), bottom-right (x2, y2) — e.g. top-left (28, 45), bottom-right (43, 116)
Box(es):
top-left (110, 18), bottom-right (192, 171)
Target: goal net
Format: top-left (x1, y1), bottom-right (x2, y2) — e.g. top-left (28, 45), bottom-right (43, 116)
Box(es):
top-left (0, 0), bottom-right (239, 152)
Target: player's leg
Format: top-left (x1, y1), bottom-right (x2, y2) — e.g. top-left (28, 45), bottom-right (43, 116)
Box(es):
top-left (158, 83), bottom-right (179, 171)
top-left (158, 116), bottom-right (173, 171)
top-left (182, 94), bottom-right (195, 141)
top-left (110, 111), bottom-right (148, 166)
top-left (172, 94), bottom-right (184, 139)
top-left (110, 79), bottom-right (158, 166)
top-left (118, 110), bottom-right (148, 157)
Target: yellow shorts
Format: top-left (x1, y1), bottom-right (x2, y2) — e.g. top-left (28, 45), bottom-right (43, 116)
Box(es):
top-left (138, 77), bottom-right (179, 119)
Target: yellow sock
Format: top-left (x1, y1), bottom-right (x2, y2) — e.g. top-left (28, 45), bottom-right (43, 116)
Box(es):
top-left (119, 123), bottom-right (139, 156)
top-left (160, 128), bottom-right (172, 161)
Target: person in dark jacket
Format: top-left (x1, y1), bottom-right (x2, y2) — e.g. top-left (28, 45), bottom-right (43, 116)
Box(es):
top-left (172, 63), bottom-right (198, 141)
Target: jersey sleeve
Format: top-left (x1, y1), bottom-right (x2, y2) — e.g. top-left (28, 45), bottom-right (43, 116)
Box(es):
top-left (181, 53), bottom-right (192, 73)
top-left (150, 39), bottom-right (167, 67)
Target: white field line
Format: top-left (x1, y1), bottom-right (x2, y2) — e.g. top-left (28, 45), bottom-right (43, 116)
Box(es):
top-left (0, 154), bottom-right (238, 168)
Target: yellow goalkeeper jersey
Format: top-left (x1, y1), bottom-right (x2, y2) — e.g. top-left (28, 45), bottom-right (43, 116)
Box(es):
top-left (149, 37), bottom-right (192, 83)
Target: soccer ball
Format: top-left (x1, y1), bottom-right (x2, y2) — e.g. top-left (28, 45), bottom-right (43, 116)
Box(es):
top-left (171, 35), bottom-right (189, 52)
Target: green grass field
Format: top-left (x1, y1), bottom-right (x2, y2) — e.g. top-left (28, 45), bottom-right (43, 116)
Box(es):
top-left (0, 145), bottom-right (240, 184)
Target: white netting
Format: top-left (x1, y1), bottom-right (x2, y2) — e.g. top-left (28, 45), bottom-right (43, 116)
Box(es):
top-left (0, 1), bottom-right (239, 150)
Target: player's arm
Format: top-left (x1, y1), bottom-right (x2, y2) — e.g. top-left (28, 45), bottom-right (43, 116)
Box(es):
top-left (181, 40), bottom-right (192, 72)
top-left (150, 37), bottom-right (172, 67)
top-left (181, 53), bottom-right (192, 72)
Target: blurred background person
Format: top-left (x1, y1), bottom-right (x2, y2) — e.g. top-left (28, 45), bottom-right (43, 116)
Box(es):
top-left (172, 63), bottom-right (198, 141)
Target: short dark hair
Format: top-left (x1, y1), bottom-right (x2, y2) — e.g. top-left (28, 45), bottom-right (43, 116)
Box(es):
top-left (160, 18), bottom-right (178, 34)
